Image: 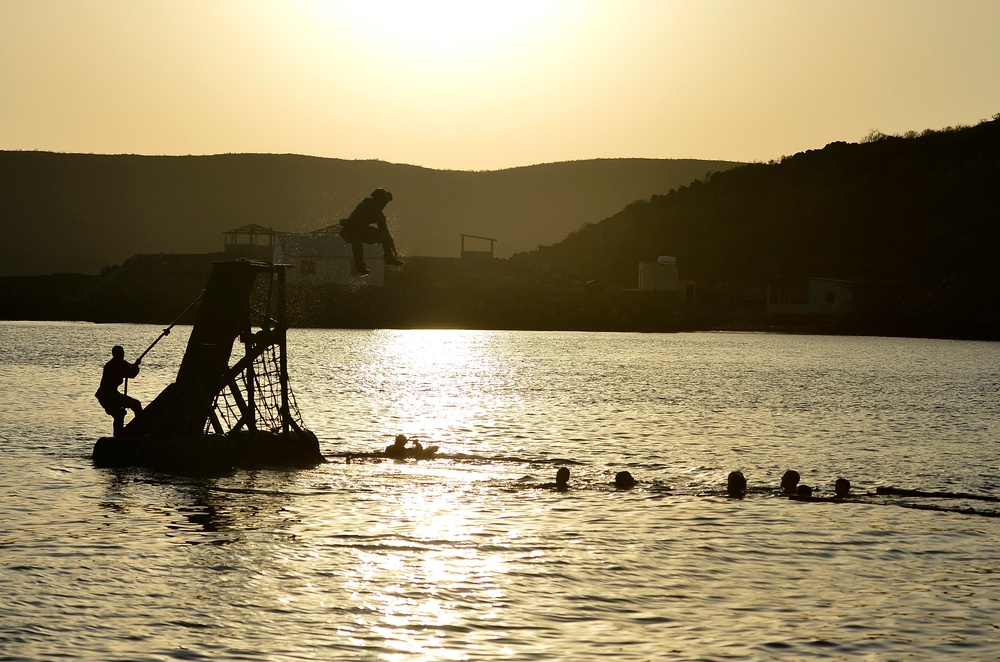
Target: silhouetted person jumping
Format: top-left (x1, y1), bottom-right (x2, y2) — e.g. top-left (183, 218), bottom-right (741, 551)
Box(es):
top-left (339, 188), bottom-right (403, 276)
top-left (95, 345), bottom-right (142, 437)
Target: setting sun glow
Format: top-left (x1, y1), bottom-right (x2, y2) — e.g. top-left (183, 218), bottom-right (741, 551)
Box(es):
top-left (2, 0), bottom-right (1000, 169)
top-left (316, 1), bottom-right (568, 68)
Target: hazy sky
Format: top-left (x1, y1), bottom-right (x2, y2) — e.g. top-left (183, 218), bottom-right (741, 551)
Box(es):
top-left (3, 0), bottom-right (999, 171)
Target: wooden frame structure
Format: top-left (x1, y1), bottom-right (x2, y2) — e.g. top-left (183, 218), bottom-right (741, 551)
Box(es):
top-left (224, 224), bottom-right (275, 259)
top-left (460, 233), bottom-right (497, 260)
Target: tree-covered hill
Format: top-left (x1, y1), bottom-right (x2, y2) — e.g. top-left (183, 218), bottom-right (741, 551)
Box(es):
top-left (513, 117), bottom-right (1000, 291)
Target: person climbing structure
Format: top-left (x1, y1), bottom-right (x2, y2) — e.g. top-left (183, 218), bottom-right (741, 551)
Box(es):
top-left (95, 345), bottom-right (142, 437)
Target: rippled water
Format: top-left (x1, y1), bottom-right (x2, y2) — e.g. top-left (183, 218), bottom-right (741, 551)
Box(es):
top-left (1, 321), bottom-right (999, 661)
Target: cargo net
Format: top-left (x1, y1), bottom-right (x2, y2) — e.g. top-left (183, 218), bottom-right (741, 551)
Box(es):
top-left (206, 340), bottom-right (305, 435)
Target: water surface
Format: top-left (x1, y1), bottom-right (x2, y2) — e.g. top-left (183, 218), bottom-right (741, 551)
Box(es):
top-left (1, 322), bottom-right (998, 660)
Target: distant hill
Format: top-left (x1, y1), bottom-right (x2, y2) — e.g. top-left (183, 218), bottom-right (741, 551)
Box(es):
top-left (514, 117), bottom-right (1000, 286)
top-left (509, 117), bottom-right (1000, 338)
top-left (4, 119), bottom-right (999, 339)
top-left (0, 152), bottom-right (739, 276)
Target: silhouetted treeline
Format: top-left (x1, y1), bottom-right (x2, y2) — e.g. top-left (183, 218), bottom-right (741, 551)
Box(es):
top-left (510, 117), bottom-right (1000, 338)
top-left (0, 152), bottom-right (738, 276)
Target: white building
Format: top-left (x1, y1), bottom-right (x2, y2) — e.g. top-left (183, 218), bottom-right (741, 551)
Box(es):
top-left (273, 230), bottom-right (385, 286)
top-left (638, 256), bottom-right (680, 292)
top-left (767, 277), bottom-right (854, 315)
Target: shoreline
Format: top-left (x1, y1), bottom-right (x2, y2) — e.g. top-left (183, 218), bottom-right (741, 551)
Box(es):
top-left (2, 254), bottom-right (997, 341)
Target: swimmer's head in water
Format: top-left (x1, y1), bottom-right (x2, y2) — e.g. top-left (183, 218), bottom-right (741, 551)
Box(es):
top-left (781, 470), bottom-right (800, 494)
top-left (727, 470), bottom-right (747, 497)
top-left (556, 467), bottom-right (570, 486)
top-left (615, 471), bottom-right (635, 490)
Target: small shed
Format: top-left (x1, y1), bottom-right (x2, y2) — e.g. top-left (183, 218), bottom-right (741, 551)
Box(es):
top-left (273, 231), bottom-right (385, 286)
top-left (767, 277), bottom-right (854, 315)
top-left (638, 256), bottom-right (680, 292)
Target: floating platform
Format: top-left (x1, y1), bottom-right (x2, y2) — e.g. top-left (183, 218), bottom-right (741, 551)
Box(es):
top-left (93, 429), bottom-right (324, 474)
top-left (92, 259), bottom-right (326, 475)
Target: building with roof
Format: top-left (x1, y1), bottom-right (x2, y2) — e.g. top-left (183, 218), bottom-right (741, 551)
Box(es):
top-left (767, 277), bottom-right (855, 315)
top-left (273, 226), bottom-right (385, 286)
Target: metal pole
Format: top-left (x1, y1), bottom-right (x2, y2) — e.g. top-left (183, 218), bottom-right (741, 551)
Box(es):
top-left (125, 290), bottom-right (204, 395)
top-left (277, 265), bottom-right (290, 435)
top-left (137, 290), bottom-right (205, 362)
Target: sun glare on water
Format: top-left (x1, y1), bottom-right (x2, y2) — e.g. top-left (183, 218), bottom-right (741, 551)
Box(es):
top-left (378, 330), bottom-right (499, 443)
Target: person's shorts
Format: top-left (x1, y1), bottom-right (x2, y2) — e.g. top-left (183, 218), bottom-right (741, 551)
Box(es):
top-left (96, 391), bottom-right (139, 417)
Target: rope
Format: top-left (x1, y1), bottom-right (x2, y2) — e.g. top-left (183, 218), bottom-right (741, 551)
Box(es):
top-left (125, 291), bottom-right (205, 396)
top-left (205, 341), bottom-right (304, 435)
top-left (137, 290), bottom-right (205, 361)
